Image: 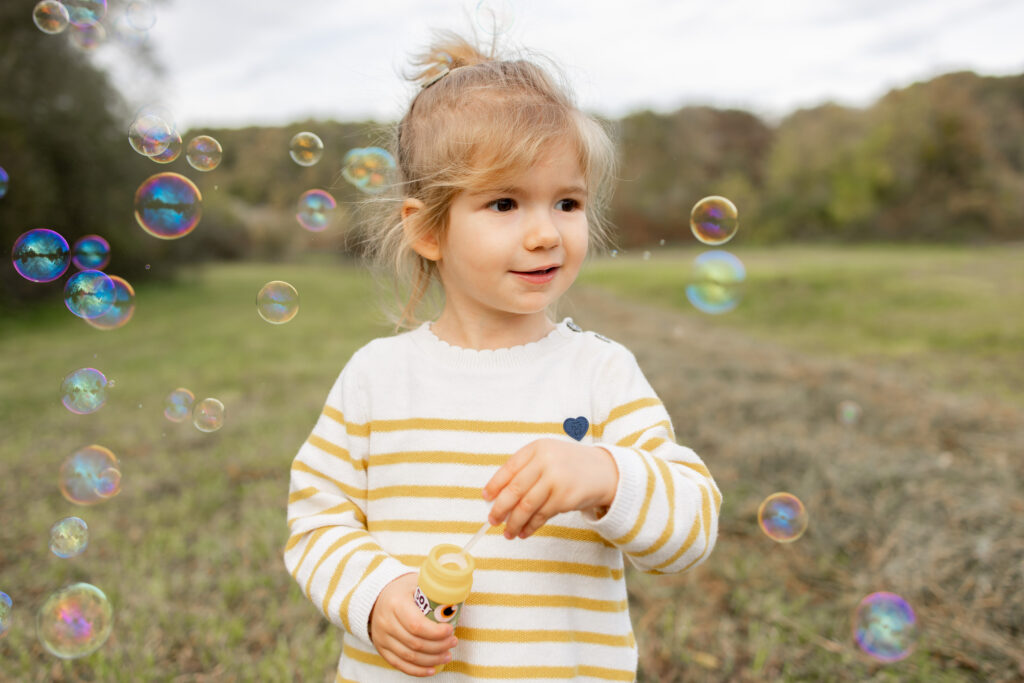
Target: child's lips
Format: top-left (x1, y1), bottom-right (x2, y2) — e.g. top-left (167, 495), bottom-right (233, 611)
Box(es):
top-left (512, 266), bottom-right (559, 283)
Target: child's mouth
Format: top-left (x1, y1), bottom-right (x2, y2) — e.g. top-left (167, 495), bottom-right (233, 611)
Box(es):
top-left (512, 267), bottom-right (559, 282)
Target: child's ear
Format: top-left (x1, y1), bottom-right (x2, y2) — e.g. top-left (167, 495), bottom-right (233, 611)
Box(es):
top-left (402, 198), bottom-right (441, 262)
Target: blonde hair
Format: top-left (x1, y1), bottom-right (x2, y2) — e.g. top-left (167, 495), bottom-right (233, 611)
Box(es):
top-left (355, 30), bottom-right (617, 332)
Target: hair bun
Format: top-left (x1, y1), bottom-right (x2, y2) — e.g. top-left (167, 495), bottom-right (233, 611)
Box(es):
top-left (409, 31), bottom-right (493, 89)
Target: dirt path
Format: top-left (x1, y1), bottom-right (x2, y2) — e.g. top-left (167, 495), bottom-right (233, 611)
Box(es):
top-left (563, 284), bottom-right (1024, 681)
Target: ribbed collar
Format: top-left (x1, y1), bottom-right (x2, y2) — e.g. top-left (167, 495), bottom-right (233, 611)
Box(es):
top-left (409, 317), bottom-right (580, 370)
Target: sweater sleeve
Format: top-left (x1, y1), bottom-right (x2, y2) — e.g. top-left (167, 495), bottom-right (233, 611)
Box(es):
top-left (582, 343), bottom-right (722, 575)
top-left (283, 352), bottom-right (416, 646)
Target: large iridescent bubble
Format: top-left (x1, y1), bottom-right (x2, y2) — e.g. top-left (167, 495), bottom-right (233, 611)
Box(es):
top-left (64, 270), bottom-right (115, 319)
top-left (62, 0), bottom-right (106, 27)
top-left (61, 367), bottom-right (108, 415)
top-left (853, 592), bottom-right (918, 662)
top-left (289, 132), bottom-right (324, 166)
top-left (32, 0), bottom-right (70, 34)
top-left (690, 196), bottom-right (739, 246)
top-left (164, 388), bottom-right (194, 422)
top-left (72, 235), bottom-right (110, 270)
top-left (686, 250), bottom-right (745, 314)
top-left (36, 583), bottom-right (113, 659)
top-left (0, 166), bottom-right (8, 198)
top-left (341, 147), bottom-right (394, 194)
top-left (257, 281), bottom-right (299, 324)
top-left (12, 228), bottom-right (69, 282)
top-left (186, 135), bottom-right (222, 171)
top-left (757, 492), bottom-right (808, 542)
top-left (134, 172), bottom-right (202, 239)
top-left (50, 516), bottom-right (89, 558)
top-left (193, 398), bottom-right (225, 433)
top-left (296, 189), bottom-right (336, 232)
top-left (59, 445), bottom-right (122, 505)
top-left (84, 275), bottom-right (135, 330)
top-left (0, 592), bottom-right (11, 639)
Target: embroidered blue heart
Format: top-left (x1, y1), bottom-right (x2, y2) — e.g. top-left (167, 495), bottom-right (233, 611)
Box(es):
top-left (563, 417), bottom-right (589, 441)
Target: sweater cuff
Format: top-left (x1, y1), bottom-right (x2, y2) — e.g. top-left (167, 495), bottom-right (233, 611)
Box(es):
top-left (347, 557), bottom-right (418, 647)
top-left (582, 445), bottom-right (646, 542)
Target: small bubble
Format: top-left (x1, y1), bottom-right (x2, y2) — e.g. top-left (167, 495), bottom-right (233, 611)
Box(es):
top-left (257, 281), bottom-right (299, 324)
top-left (59, 445), bottom-right (121, 505)
top-left (690, 196), bottom-right (739, 245)
top-left (289, 132), bottom-right (324, 167)
top-left (296, 189), bottom-right (336, 232)
top-left (61, 368), bottom-right (107, 414)
top-left (341, 147), bottom-right (394, 194)
top-left (164, 388), bottom-right (194, 422)
top-left (49, 516), bottom-right (89, 558)
top-left (134, 173), bottom-right (202, 239)
top-left (12, 229), bottom-right (70, 283)
top-left (36, 583), bottom-right (113, 659)
top-left (0, 592), bottom-right (12, 640)
top-left (853, 592), bottom-right (918, 662)
top-left (186, 135), bottom-right (222, 172)
top-left (32, 0), bottom-right (70, 34)
top-left (193, 398), bottom-right (225, 432)
top-left (757, 492), bottom-right (808, 542)
top-left (64, 270), bottom-right (115, 319)
top-left (686, 250), bottom-right (745, 314)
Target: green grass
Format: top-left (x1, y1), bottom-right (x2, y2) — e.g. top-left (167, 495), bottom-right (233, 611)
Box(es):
top-left (579, 243), bottom-right (1024, 405)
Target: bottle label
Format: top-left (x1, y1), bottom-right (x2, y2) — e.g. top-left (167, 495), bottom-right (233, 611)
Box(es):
top-left (414, 586), bottom-right (464, 626)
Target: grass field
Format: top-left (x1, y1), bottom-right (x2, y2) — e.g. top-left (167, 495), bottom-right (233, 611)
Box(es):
top-left (0, 246), bottom-right (1021, 681)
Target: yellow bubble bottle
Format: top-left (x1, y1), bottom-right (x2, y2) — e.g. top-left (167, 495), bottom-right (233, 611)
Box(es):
top-left (414, 543), bottom-right (475, 631)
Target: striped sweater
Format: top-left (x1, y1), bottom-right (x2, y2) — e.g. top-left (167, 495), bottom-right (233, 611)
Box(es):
top-left (284, 317), bottom-right (721, 682)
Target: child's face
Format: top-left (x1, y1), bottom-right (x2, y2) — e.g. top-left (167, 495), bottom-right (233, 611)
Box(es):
top-left (438, 141), bottom-right (589, 324)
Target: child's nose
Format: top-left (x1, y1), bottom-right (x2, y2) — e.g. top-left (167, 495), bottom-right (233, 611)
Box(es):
top-left (523, 210), bottom-right (561, 249)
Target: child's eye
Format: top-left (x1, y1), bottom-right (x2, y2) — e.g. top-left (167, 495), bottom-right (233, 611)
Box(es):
top-left (487, 198), bottom-right (516, 212)
top-left (556, 199), bottom-right (580, 212)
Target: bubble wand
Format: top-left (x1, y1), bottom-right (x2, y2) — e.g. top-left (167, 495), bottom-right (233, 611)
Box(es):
top-left (462, 520), bottom-right (491, 554)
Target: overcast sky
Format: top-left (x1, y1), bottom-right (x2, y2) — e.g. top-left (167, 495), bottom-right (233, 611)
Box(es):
top-left (98, 0), bottom-right (1024, 130)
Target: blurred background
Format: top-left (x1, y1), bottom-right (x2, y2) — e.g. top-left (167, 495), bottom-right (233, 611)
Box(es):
top-left (1, 0), bottom-right (1022, 681)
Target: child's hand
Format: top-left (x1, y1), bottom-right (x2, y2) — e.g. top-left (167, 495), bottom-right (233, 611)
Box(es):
top-left (369, 573), bottom-right (458, 677)
top-left (483, 438), bottom-right (618, 539)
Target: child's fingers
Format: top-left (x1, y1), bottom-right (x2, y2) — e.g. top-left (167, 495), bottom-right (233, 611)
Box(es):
top-left (378, 631), bottom-right (453, 672)
top-left (396, 603), bottom-right (456, 646)
top-left (378, 644), bottom-right (446, 677)
top-left (487, 460), bottom-right (543, 528)
top-left (482, 440), bottom-right (536, 502)
top-left (502, 479), bottom-right (552, 538)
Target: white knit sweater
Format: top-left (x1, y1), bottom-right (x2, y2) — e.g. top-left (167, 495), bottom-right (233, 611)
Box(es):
top-left (284, 317), bottom-right (721, 682)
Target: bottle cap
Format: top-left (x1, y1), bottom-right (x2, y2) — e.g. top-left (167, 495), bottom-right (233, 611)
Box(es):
top-left (418, 543), bottom-right (475, 605)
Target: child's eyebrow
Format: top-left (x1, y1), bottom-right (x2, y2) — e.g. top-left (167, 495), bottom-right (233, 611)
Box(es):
top-left (468, 184), bottom-right (588, 197)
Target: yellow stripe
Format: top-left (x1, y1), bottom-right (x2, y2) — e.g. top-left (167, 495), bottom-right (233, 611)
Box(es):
top-left (321, 541), bottom-right (380, 619)
top-left (288, 486), bottom-right (318, 504)
top-left (367, 520), bottom-right (611, 546)
top-left (629, 456), bottom-right (675, 558)
top-left (303, 531), bottom-right (364, 595)
top-left (288, 500), bottom-right (367, 530)
top-left (611, 451), bottom-right (656, 546)
top-left (367, 485), bottom-right (482, 501)
top-left (339, 554), bottom-right (386, 633)
top-left (308, 433), bottom-right (365, 471)
top-left (652, 485), bottom-right (706, 571)
top-left (322, 405), bottom-right (370, 437)
top-left (342, 643), bottom-right (635, 680)
top-left (292, 461), bottom-right (364, 499)
top-left (594, 397), bottom-right (661, 438)
top-left (369, 417), bottom-right (564, 434)
top-left (369, 450), bottom-right (509, 467)
top-left (393, 555), bottom-right (622, 580)
top-left (615, 420), bottom-right (673, 448)
top-left (469, 592), bottom-right (626, 612)
top-left (456, 627), bottom-right (634, 647)
top-left (641, 436), bottom-right (666, 451)
top-left (287, 527), bottom-right (329, 579)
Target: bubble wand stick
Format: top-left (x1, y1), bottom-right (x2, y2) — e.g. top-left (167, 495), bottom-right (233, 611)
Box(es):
top-left (462, 520), bottom-right (491, 554)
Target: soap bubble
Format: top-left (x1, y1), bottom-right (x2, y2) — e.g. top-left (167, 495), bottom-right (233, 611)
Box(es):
top-left (110, 11), bottom-right (148, 47)
top-left (33, 0), bottom-right (70, 34)
top-left (837, 400), bottom-right (863, 426)
top-left (690, 196), bottom-right (739, 246)
top-left (0, 166), bottom-right (8, 198)
top-left (295, 189), bottom-right (336, 232)
top-left (128, 114), bottom-right (172, 157)
top-left (50, 516), bottom-right (89, 558)
top-left (686, 250), bottom-right (745, 314)
top-left (186, 135), bottom-right (222, 172)
top-left (164, 388), bottom-right (194, 422)
top-left (193, 398), bottom-right (225, 432)
top-left (61, 368), bottom-right (107, 415)
top-left (134, 172), bottom-right (202, 239)
top-left (36, 583), bottom-right (113, 659)
top-left (85, 275), bottom-right (135, 330)
top-left (757, 492), bottom-right (808, 542)
top-left (12, 228), bottom-right (70, 282)
top-left (63, 0), bottom-right (106, 27)
top-left (59, 445), bottom-right (121, 505)
top-left (0, 592), bottom-right (11, 639)
top-left (64, 270), bottom-right (115, 319)
top-left (853, 592), bottom-right (918, 662)
top-left (71, 235), bottom-right (110, 271)
top-left (257, 281), bottom-right (299, 324)
top-left (289, 132), bottom-right (324, 166)
top-left (149, 131), bottom-right (182, 164)
top-left (126, 0), bottom-right (156, 30)
top-left (341, 147), bottom-right (394, 194)
top-left (68, 20), bottom-right (106, 51)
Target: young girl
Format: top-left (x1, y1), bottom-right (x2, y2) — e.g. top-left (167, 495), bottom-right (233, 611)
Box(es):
top-left (285, 31), bottom-right (721, 682)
